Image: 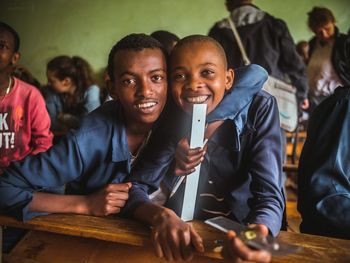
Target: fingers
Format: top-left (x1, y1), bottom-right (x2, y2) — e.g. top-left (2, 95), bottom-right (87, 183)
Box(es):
top-left (105, 183), bottom-right (132, 193)
top-left (168, 229), bottom-right (182, 261)
top-left (153, 229), bottom-right (176, 261)
top-left (189, 225), bottom-right (204, 253)
top-left (179, 229), bottom-right (194, 261)
top-left (247, 224), bottom-right (269, 237)
top-left (227, 230), bottom-right (272, 263)
top-left (160, 234), bottom-right (175, 261)
top-left (175, 139), bottom-right (206, 176)
top-left (151, 229), bottom-right (164, 259)
top-left (101, 184), bottom-right (131, 215)
top-left (151, 220), bottom-right (201, 261)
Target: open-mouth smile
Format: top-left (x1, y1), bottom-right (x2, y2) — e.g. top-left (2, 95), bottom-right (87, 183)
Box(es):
top-left (185, 95), bottom-right (210, 104)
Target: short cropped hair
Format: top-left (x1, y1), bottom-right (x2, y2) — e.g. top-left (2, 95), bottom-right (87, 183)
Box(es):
top-left (0, 21), bottom-right (20, 52)
top-left (308, 7), bottom-right (336, 30)
top-left (107, 33), bottom-right (166, 81)
top-left (171, 35), bottom-right (228, 69)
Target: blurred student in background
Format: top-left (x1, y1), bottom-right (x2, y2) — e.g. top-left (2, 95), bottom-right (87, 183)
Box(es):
top-left (306, 7), bottom-right (350, 113)
top-left (44, 55), bottom-right (101, 133)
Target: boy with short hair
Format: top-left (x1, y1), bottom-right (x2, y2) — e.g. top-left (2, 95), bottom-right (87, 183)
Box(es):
top-left (0, 33), bottom-right (168, 221)
top-left (0, 21), bottom-right (53, 174)
top-left (125, 35), bottom-right (284, 262)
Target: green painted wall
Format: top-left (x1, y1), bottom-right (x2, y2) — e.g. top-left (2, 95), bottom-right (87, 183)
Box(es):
top-left (1, 0), bottom-right (349, 83)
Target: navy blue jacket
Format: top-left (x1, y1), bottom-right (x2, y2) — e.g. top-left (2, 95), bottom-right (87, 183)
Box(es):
top-left (125, 66), bottom-right (284, 236)
top-left (298, 86), bottom-right (350, 239)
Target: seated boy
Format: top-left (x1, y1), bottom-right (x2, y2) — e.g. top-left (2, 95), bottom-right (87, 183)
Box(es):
top-left (124, 35), bottom-right (284, 262)
top-left (298, 85), bottom-right (350, 239)
top-left (0, 33), bottom-right (169, 251)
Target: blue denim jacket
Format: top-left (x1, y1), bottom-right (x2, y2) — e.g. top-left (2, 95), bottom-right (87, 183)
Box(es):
top-left (298, 86), bottom-right (350, 239)
top-left (125, 65), bottom-right (285, 236)
top-left (0, 101), bottom-right (131, 221)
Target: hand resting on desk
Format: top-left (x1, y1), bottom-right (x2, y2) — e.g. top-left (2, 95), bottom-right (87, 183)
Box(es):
top-left (29, 182), bottom-right (132, 216)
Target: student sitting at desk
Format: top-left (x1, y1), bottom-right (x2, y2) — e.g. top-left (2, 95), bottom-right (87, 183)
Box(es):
top-left (0, 33), bottom-right (168, 251)
top-left (125, 35), bottom-right (284, 262)
top-left (43, 55), bottom-right (101, 133)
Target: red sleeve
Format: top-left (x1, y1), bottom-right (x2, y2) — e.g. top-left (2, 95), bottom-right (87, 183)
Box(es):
top-left (28, 89), bottom-right (53, 154)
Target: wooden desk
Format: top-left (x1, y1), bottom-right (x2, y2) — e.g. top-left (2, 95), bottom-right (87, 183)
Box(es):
top-left (1, 214), bottom-right (350, 262)
top-left (283, 163), bottom-right (298, 173)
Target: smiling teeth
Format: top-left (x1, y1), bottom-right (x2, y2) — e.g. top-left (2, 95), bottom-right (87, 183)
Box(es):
top-left (186, 96), bottom-right (208, 103)
top-left (137, 102), bottom-right (157, 109)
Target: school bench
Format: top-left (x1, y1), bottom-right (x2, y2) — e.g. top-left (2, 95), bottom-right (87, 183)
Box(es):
top-left (1, 213), bottom-right (350, 262)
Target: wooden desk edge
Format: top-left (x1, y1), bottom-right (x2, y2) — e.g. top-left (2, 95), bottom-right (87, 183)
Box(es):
top-left (0, 214), bottom-right (225, 260)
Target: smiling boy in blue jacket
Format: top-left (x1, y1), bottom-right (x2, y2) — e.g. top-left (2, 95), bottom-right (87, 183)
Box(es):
top-left (124, 35), bottom-right (284, 262)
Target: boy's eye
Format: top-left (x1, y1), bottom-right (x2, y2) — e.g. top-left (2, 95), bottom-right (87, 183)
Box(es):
top-left (122, 79), bottom-right (136, 86)
top-left (202, 69), bottom-right (215, 77)
top-left (151, 74), bottom-right (164, 82)
top-left (172, 73), bottom-right (186, 81)
top-left (0, 43), bottom-right (9, 50)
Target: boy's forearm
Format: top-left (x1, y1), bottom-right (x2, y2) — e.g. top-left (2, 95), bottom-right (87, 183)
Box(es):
top-left (133, 202), bottom-right (177, 226)
top-left (29, 192), bottom-right (89, 215)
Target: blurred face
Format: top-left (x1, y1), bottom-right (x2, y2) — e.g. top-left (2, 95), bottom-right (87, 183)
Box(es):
top-left (0, 28), bottom-right (19, 75)
top-left (170, 41), bottom-right (234, 114)
top-left (47, 70), bottom-right (72, 94)
top-left (312, 22), bottom-right (336, 43)
top-left (110, 48), bottom-right (167, 127)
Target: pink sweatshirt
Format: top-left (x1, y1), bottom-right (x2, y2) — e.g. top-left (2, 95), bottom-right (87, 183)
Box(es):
top-left (0, 77), bottom-right (53, 172)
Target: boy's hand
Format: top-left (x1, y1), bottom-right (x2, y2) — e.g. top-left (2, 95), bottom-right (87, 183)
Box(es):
top-left (151, 208), bottom-right (204, 261)
top-left (174, 138), bottom-right (207, 176)
top-left (85, 183), bottom-right (131, 216)
top-left (227, 224), bottom-right (272, 263)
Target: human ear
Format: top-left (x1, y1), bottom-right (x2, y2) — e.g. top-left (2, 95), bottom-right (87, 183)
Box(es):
top-left (108, 81), bottom-right (119, 101)
top-left (225, 68), bottom-right (234, 91)
top-left (11, 52), bottom-right (20, 65)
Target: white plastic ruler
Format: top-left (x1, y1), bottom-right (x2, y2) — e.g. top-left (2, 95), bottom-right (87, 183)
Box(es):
top-left (180, 103), bottom-right (207, 221)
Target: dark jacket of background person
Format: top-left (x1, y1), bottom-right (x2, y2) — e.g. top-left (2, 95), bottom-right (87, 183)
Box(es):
top-left (309, 27), bottom-right (350, 86)
top-left (208, 4), bottom-right (309, 103)
top-left (298, 86), bottom-right (350, 239)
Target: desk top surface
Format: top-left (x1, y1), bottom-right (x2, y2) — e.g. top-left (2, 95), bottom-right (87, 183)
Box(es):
top-left (1, 214), bottom-right (349, 262)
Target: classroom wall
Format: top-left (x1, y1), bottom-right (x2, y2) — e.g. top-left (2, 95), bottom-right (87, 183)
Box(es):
top-left (1, 0), bottom-right (349, 83)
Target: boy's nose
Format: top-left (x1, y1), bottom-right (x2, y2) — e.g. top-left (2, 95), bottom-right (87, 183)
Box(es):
top-left (187, 76), bottom-right (202, 91)
top-left (318, 29), bottom-right (329, 40)
top-left (136, 79), bottom-right (153, 97)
